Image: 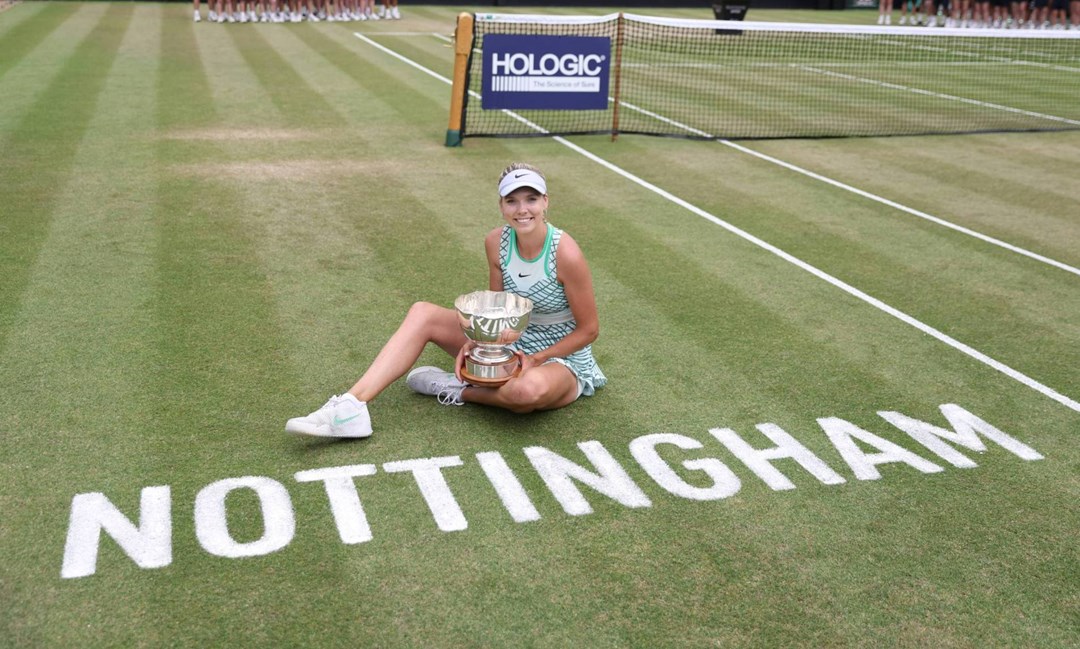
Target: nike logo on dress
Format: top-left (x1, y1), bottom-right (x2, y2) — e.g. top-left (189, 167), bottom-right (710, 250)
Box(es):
top-left (333, 414), bottom-right (360, 426)
top-left (518, 273), bottom-right (530, 278)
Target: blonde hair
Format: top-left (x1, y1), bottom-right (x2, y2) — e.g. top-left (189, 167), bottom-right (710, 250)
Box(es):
top-left (498, 162), bottom-right (545, 185)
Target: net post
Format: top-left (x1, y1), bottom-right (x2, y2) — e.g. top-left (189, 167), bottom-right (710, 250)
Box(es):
top-left (445, 12), bottom-right (475, 147)
top-left (611, 13), bottom-right (625, 142)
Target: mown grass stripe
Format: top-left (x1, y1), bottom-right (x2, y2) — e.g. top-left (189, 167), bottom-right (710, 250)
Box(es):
top-left (151, 7), bottom-right (299, 471)
top-left (0, 2), bottom-right (132, 359)
top-left (0, 8), bottom-right (165, 644)
top-left (0, 0), bottom-right (77, 81)
top-left (226, 25), bottom-right (344, 128)
top-left (157, 9), bottom-right (212, 130)
top-left (723, 140), bottom-right (1080, 278)
top-left (0, 3), bottom-right (109, 134)
top-left (750, 135), bottom-right (1080, 265)
top-left (0, 1), bottom-right (45, 41)
top-left (879, 145), bottom-right (1080, 225)
top-left (0, 3), bottom-right (159, 471)
top-left (309, 27), bottom-right (452, 113)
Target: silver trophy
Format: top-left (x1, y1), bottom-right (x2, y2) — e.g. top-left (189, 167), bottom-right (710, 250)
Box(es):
top-left (454, 290), bottom-right (533, 387)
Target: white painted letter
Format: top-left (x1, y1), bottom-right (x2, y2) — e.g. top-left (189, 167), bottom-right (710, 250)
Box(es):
top-left (711, 424), bottom-right (846, 491)
top-left (525, 441), bottom-right (651, 516)
top-left (382, 456), bottom-right (467, 532)
top-left (819, 418), bottom-right (943, 481)
top-left (476, 451), bottom-right (540, 523)
top-left (294, 464), bottom-right (378, 544)
top-left (195, 477), bottom-right (295, 558)
top-left (629, 433), bottom-right (740, 500)
top-left (879, 403), bottom-right (1043, 467)
top-left (61, 486), bottom-right (172, 579)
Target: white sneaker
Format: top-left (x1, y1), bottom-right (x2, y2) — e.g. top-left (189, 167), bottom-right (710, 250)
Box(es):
top-left (406, 367), bottom-right (468, 406)
top-left (391, 5), bottom-right (399, 18)
top-left (286, 394), bottom-right (373, 438)
top-left (194, 10), bottom-right (201, 21)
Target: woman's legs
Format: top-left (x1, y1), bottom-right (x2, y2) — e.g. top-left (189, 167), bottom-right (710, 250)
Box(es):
top-left (289, 300), bottom-right (585, 439)
top-left (287, 302), bottom-right (462, 438)
top-left (348, 301), bottom-right (466, 403)
top-left (463, 363), bottom-right (580, 413)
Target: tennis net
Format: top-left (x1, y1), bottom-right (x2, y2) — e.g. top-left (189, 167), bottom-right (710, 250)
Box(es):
top-left (446, 13), bottom-right (1080, 143)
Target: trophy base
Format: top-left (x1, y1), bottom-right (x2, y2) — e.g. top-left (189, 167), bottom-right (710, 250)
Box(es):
top-left (462, 357), bottom-right (521, 388)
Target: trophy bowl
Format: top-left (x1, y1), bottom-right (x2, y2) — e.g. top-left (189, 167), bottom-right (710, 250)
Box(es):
top-left (454, 290), bottom-right (533, 387)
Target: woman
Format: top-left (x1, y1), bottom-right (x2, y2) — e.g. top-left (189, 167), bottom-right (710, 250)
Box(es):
top-left (285, 163), bottom-right (606, 438)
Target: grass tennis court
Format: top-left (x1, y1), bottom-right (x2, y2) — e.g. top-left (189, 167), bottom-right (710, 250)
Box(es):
top-left (1, 2), bottom-right (1078, 646)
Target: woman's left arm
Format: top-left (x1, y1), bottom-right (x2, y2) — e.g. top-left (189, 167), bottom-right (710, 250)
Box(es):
top-left (528, 233), bottom-right (599, 365)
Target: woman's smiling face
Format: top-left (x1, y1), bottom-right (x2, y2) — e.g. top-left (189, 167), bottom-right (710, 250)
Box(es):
top-left (500, 186), bottom-right (548, 233)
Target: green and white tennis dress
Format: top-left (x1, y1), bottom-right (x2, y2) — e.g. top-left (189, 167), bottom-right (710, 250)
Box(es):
top-left (500, 223), bottom-right (606, 396)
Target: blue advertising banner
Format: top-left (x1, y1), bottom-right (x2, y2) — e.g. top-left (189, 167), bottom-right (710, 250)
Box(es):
top-left (481, 35), bottom-right (611, 111)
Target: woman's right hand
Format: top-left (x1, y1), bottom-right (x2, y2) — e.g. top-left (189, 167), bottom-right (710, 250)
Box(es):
top-left (454, 341), bottom-right (475, 382)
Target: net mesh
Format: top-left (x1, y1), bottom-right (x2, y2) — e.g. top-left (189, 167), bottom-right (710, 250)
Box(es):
top-left (460, 13), bottom-right (1080, 140)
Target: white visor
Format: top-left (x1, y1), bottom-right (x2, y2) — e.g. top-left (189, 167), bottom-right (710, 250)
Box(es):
top-left (498, 169), bottom-right (547, 197)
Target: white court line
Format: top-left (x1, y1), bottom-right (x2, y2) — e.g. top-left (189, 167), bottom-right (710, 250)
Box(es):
top-left (623, 60), bottom-right (1026, 69)
top-left (719, 140), bottom-right (1080, 278)
top-left (878, 38), bottom-right (1080, 73)
top-left (353, 31), bottom-right (1080, 415)
top-left (797, 65), bottom-right (1080, 127)
top-left (366, 31), bottom-right (445, 36)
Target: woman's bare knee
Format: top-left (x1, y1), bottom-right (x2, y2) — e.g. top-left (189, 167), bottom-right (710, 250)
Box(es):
top-left (405, 301), bottom-right (441, 324)
top-left (404, 301), bottom-right (464, 355)
top-left (499, 377), bottom-right (551, 413)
